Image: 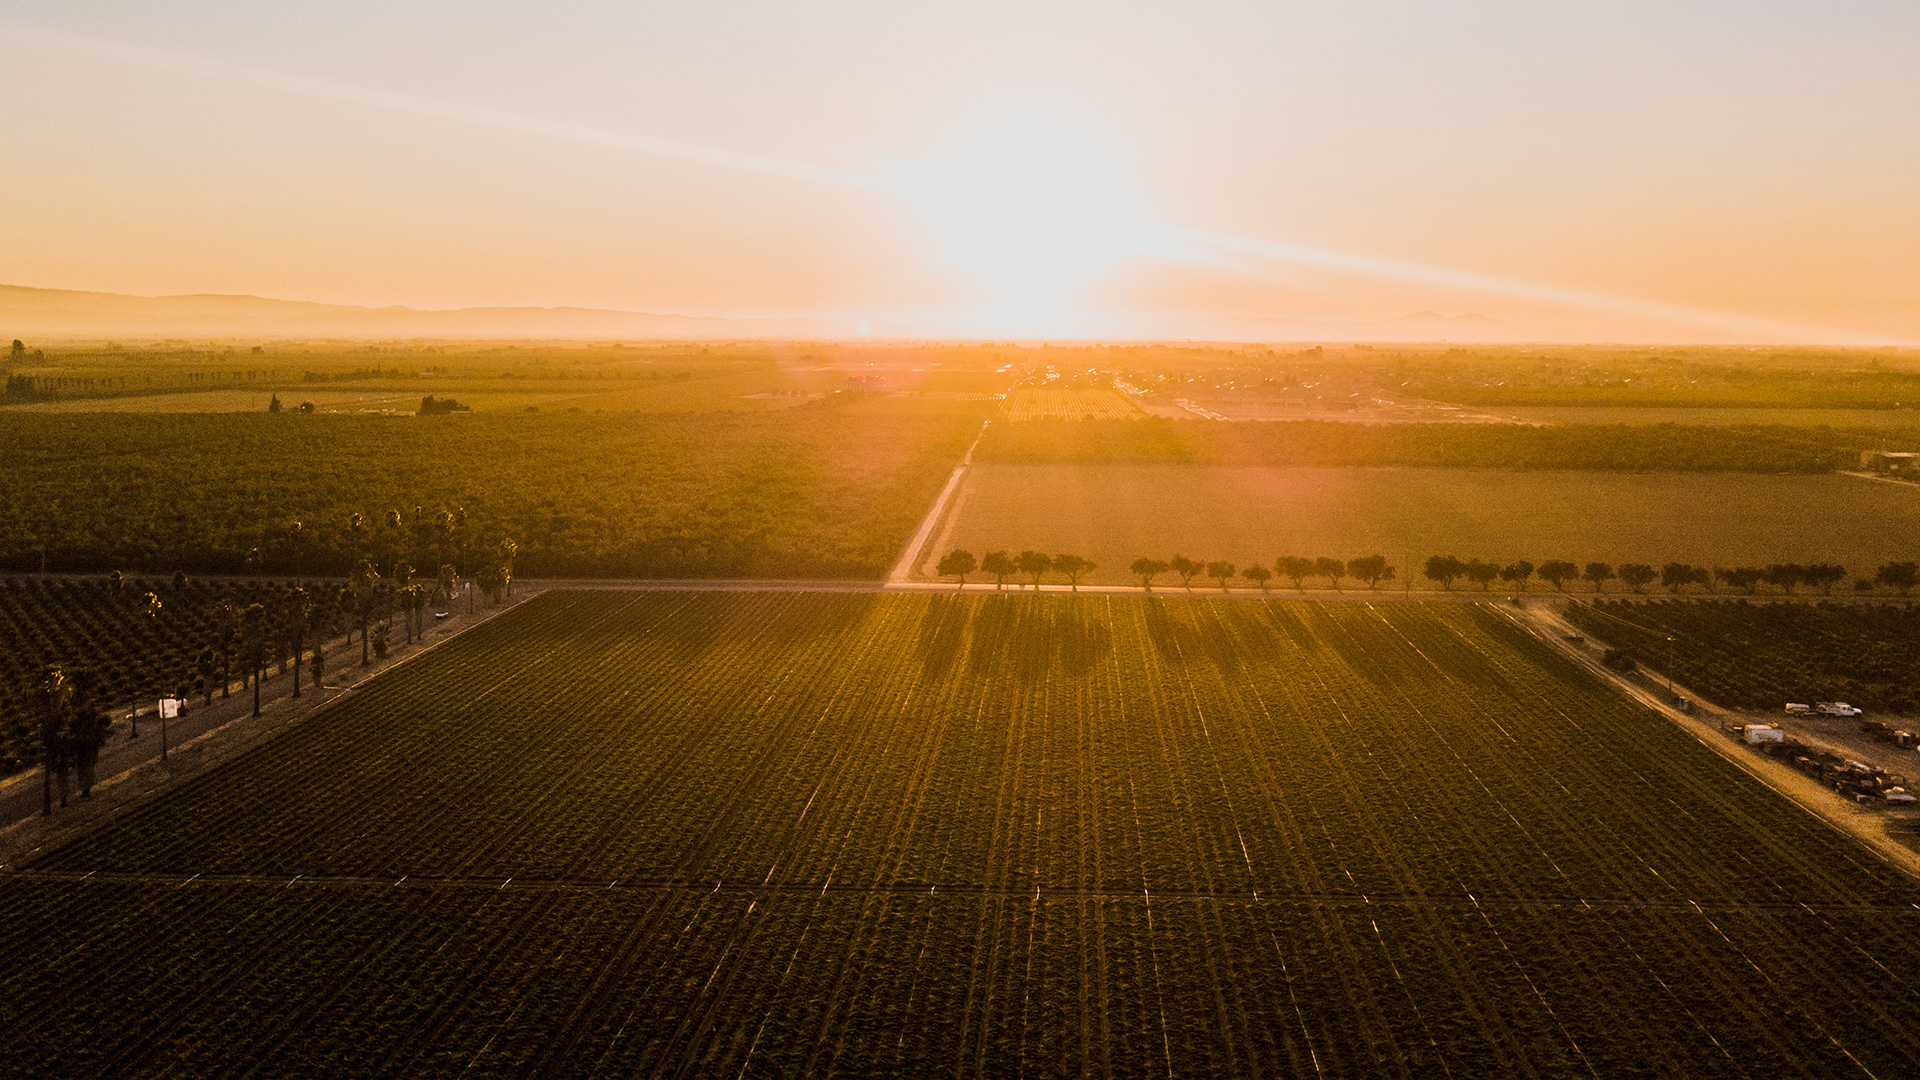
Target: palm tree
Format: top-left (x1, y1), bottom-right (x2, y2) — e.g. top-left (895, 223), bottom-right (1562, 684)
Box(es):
top-left (212, 597), bottom-right (240, 700)
top-left (131, 591), bottom-right (162, 737)
top-left (383, 509), bottom-right (403, 576)
top-left (435, 510), bottom-right (456, 569)
top-left (241, 603), bottom-right (268, 717)
top-left (498, 538), bottom-right (518, 595)
top-left (285, 519), bottom-right (303, 582)
top-left (195, 647), bottom-right (217, 706)
top-left (283, 589), bottom-right (311, 697)
top-left (348, 511), bottom-right (367, 569)
top-left (349, 562), bottom-right (381, 665)
top-left (38, 665), bottom-right (71, 816)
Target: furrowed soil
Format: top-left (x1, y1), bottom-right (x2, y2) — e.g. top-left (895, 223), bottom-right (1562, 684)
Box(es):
top-left (4, 591), bottom-right (1918, 1078)
top-left (933, 463), bottom-right (1920, 586)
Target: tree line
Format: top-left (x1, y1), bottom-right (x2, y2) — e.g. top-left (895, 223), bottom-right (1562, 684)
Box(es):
top-left (931, 549), bottom-right (1920, 597)
top-left (932, 551), bottom-right (1399, 592)
top-left (936, 550), bottom-right (1098, 590)
top-left (1419, 556), bottom-right (1920, 595)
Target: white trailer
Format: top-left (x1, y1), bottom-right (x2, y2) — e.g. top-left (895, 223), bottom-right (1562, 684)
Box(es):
top-left (1743, 724), bottom-right (1787, 745)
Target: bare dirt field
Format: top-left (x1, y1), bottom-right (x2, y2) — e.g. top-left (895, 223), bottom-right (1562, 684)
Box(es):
top-left (927, 463), bottom-right (1920, 586)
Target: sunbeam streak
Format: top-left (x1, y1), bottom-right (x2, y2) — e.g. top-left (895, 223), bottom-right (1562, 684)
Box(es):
top-left (1157, 227), bottom-right (1847, 340)
top-left (11, 19), bottom-right (1886, 342)
top-left (6, 20), bottom-right (892, 196)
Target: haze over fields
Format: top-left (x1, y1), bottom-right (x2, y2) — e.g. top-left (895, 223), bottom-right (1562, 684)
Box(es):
top-left (3, 2), bottom-right (1917, 342)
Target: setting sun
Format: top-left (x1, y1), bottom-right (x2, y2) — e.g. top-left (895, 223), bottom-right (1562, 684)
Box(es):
top-left (900, 117), bottom-right (1153, 305)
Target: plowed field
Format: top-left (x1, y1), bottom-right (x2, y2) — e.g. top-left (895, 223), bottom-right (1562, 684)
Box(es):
top-left (5, 591), bottom-right (1918, 1077)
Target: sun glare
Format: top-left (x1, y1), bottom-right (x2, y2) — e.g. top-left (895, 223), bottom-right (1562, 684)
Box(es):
top-left (901, 117), bottom-right (1153, 306)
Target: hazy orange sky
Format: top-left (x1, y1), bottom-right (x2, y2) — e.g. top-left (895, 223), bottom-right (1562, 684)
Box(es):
top-left (3, 2), bottom-right (1916, 342)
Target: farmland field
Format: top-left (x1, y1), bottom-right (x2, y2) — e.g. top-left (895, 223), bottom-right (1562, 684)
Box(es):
top-left (0, 397), bottom-right (984, 578)
top-left (929, 463), bottom-right (1920, 587)
top-left (5, 590), bottom-right (1919, 1077)
top-left (1501, 405), bottom-right (1920, 430)
top-left (1000, 387), bottom-right (1143, 420)
top-left (1568, 599), bottom-right (1920, 716)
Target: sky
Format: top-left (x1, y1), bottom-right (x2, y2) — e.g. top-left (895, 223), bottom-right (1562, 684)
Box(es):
top-left (2, 1), bottom-right (1916, 342)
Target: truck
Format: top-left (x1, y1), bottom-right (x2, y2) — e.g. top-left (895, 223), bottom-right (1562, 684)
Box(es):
top-left (1815, 702), bottom-right (1863, 717)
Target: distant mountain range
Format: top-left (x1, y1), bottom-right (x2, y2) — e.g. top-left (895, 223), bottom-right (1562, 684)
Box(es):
top-left (0, 285), bottom-right (849, 342)
top-left (2, 283), bottom-right (1520, 344)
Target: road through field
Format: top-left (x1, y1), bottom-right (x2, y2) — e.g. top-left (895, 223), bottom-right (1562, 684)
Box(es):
top-left (0, 587), bottom-right (542, 865)
top-left (888, 418), bottom-right (989, 584)
top-left (1505, 599), bottom-right (1920, 884)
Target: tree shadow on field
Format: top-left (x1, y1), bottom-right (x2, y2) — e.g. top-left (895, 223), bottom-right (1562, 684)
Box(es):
top-left (966, 594), bottom-right (1021, 677)
top-left (1262, 602), bottom-right (1323, 653)
top-left (1362, 604), bottom-right (1516, 693)
top-left (1010, 599), bottom-right (1054, 685)
top-left (1186, 602), bottom-right (1244, 676)
top-left (757, 591), bottom-right (879, 647)
top-left (1053, 597), bottom-right (1112, 680)
top-left (915, 594), bottom-right (970, 683)
top-left (1140, 597), bottom-right (1244, 675)
top-left (959, 594), bottom-right (1112, 685)
top-left (1297, 602), bottom-right (1411, 688)
top-left (1217, 600), bottom-right (1291, 657)
top-left (1142, 599), bottom-right (1216, 672)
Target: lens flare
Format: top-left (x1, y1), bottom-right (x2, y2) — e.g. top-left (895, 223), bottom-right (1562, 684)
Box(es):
top-left (894, 117), bottom-right (1155, 303)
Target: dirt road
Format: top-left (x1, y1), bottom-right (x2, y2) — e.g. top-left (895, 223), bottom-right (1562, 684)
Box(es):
top-left (1504, 598), bottom-right (1920, 883)
top-left (0, 587), bottom-right (540, 867)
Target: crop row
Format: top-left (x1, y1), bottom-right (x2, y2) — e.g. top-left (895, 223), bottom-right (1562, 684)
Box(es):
top-left (39, 594), bottom-right (1920, 909)
top-left (14, 591), bottom-right (1920, 1075)
top-left (4, 878), bottom-right (1918, 1077)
